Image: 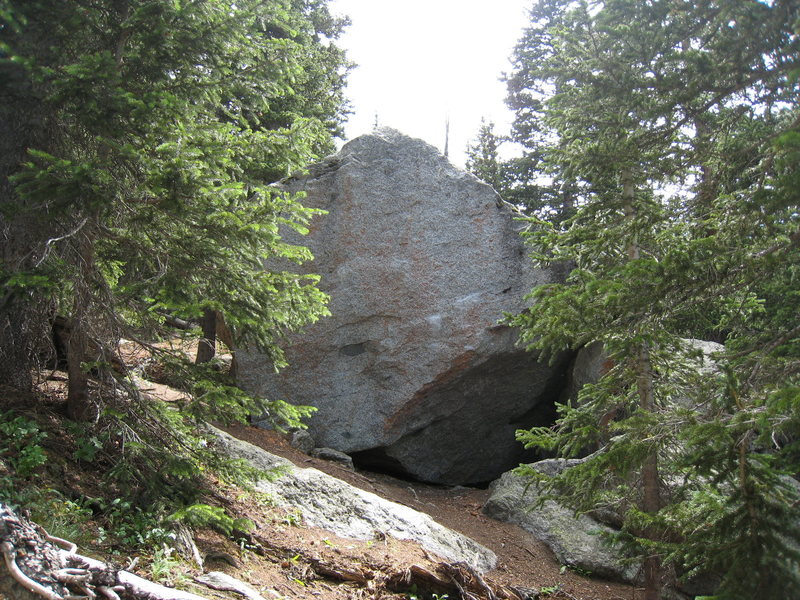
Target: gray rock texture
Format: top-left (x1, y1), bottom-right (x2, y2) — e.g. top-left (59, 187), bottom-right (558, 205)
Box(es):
top-left (564, 338), bottom-right (724, 407)
top-left (212, 427), bottom-right (497, 573)
top-left (195, 572), bottom-right (267, 600)
top-left (238, 128), bottom-right (566, 485)
top-left (482, 460), bottom-right (638, 583)
top-left (561, 341), bottom-right (607, 405)
top-left (289, 429), bottom-right (315, 454)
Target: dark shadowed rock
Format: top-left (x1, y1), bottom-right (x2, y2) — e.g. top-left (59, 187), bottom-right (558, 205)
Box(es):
top-left (310, 447), bottom-right (355, 469)
top-left (238, 128), bottom-right (566, 485)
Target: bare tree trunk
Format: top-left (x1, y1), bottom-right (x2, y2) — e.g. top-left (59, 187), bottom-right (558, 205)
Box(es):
top-left (638, 342), bottom-right (662, 600)
top-left (214, 311), bottom-right (237, 378)
top-left (66, 233), bottom-right (94, 422)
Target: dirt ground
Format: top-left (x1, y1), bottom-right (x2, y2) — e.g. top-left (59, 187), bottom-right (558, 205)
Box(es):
top-left (217, 422), bottom-right (644, 600)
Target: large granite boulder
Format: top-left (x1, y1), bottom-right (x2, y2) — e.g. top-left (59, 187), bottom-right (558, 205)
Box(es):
top-left (238, 128), bottom-right (567, 485)
top-left (484, 459), bottom-right (720, 596)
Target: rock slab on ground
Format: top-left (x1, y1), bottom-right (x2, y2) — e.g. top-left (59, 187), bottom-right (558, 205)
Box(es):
top-left (238, 128), bottom-right (565, 485)
top-left (212, 427), bottom-right (497, 574)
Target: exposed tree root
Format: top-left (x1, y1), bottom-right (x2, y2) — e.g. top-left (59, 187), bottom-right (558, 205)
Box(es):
top-left (4, 501), bottom-right (524, 600)
top-left (384, 562), bottom-right (522, 600)
top-left (0, 502), bottom-right (210, 600)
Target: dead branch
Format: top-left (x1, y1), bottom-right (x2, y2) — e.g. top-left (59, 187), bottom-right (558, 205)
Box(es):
top-left (159, 313), bottom-right (194, 331)
top-left (442, 562), bottom-right (498, 600)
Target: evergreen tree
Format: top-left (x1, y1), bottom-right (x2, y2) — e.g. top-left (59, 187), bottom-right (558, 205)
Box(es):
top-left (0, 0), bottom-right (348, 500)
top-left (507, 1), bottom-right (800, 598)
top-left (465, 119), bottom-right (504, 192)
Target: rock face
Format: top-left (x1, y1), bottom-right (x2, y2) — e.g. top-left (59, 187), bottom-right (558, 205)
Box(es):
top-left (238, 128), bottom-right (566, 485)
top-left (212, 427), bottom-right (497, 573)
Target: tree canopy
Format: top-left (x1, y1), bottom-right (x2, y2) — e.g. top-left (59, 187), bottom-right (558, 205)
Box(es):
top-left (1, 0), bottom-right (349, 502)
top-left (506, 1), bottom-right (800, 598)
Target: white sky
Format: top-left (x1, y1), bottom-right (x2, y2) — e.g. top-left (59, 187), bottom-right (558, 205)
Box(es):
top-left (328, 0), bottom-right (532, 167)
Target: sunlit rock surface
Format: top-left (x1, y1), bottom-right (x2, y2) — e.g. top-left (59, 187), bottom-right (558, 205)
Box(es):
top-left (212, 427), bottom-right (497, 573)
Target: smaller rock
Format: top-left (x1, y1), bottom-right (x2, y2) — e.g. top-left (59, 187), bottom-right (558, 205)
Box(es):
top-left (311, 447), bottom-right (354, 469)
top-left (195, 571), bottom-right (266, 600)
top-left (290, 429), bottom-right (315, 454)
top-left (210, 354), bottom-right (234, 373)
top-left (483, 461), bottom-right (639, 583)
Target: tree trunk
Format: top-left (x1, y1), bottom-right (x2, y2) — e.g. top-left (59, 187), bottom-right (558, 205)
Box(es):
top-left (622, 169), bottom-right (639, 261)
top-left (638, 342), bottom-right (662, 600)
top-left (623, 168), bottom-right (662, 600)
top-left (214, 311), bottom-right (237, 378)
top-left (0, 57), bottom-right (51, 393)
top-left (195, 308), bottom-right (217, 363)
top-left (66, 233), bottom-right (94, 422)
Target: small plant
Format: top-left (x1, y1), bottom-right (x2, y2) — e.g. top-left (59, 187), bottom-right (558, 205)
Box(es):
top-left (65, 422), bottom-right (105, 463)
top-left (168, 503), bottom-right (253, 537)
top-left (560, 563), bottom-right (591, 577)
top-left (73, 435), bottom-right (103, 462)
top-left (87, 496), bottom-right (171, 549)
top-left (281, 507), bottom-right (303, 527)
top-left (34, 496), bottom-right (94, 546)
top-left (149, 546), bottom-right (188, 587)
top-left (0, 411), bottom-right (48, 477)
top-left (237, 489), bottom-right (275, 509)
top-left (3, 488), bottom-right (96, 548)
top-left (539, 584), bottom-right (562, 596)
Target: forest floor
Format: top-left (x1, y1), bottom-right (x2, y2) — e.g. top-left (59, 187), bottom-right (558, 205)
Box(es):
top-left (1, 339), bottom-right (644, 600)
